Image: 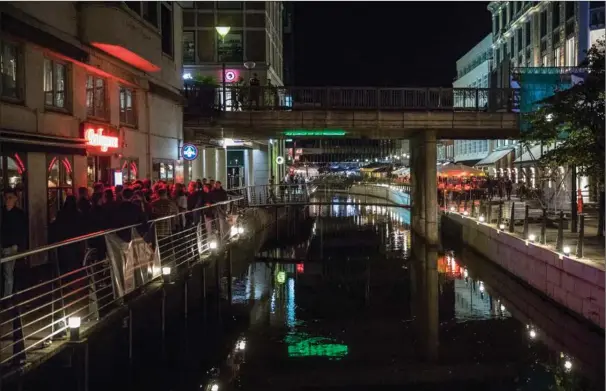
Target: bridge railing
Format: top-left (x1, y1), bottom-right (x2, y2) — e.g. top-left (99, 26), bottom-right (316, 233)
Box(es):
top-left (0, 198), bottom-right (246, 367)
top-left (229, 182), bottom-right (411, 207)
top-left (183, 85), bottom-right (519, 113)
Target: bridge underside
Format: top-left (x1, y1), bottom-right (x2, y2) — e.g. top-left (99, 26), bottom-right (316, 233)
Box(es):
top-left (184, 110), bottom-right (520, 140)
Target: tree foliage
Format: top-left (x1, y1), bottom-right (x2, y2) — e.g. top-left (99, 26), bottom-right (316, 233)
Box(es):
top-left (521, 39), bottom-right (605, 183)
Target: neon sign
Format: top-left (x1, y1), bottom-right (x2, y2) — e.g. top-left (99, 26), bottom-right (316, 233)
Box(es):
top-left (84, 128), bottom-right (119, 152)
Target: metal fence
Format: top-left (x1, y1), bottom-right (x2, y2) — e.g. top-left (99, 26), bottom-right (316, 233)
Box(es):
top-left (183, 85), bottom-right (519, 113)
top-left (0, 198), bottom-right (245, 366)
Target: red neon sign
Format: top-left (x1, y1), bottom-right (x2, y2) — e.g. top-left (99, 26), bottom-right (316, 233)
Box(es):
top-left (85, 127), bottom-right (118, 152)
top-left (296, 263), bottom-right (304, 274)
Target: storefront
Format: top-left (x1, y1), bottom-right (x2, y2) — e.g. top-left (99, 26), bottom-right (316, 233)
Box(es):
top-left (1, 128), bottom-right (87, 250)
top-left (81, 122), bottom-right (132, 188)
top-left (152, 158), bottom-right (175, 183)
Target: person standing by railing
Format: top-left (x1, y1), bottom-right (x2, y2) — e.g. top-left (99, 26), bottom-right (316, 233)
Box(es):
top-left (248, 73), bottom-right (260, 110)
top-left (0, 189), bottom-right (27, 365)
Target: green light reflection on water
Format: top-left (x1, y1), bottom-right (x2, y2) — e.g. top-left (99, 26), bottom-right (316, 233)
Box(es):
top-left (285, 332), bottom-right (349, 359)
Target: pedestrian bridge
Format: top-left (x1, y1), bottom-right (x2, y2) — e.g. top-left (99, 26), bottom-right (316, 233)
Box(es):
top-left (183, 86), bottom-right (520, 140)
top-left (234, 183), bottom-right (411, 208)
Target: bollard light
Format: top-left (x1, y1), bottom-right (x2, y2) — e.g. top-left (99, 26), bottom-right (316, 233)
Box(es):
top-left (528, 328), bottom-right (537, 339)
top-left (564, 360), bottom-right (572, 371)
top-left (209, 240), bottom-right (218, 250)
top-left (500, 304), bottom-right (506, 312)
top-left (499, 223), bottom-right (505, 231)
top-left (237, 226), bottom-right (244, 234)
top-left (463, 210), bottom-right (469, 216)
top-left (231, 226), bottom-right (238, 237)
top-left (528, 234), bottom-right (536, 243)
top-left (236, 339), bottom-right (246, 351)
top-left (479, 215), bottom-right (485, 223)
top-left (449, 206), bottom-right (455, 212)
top-left (162, 266), bottom-right (172, 283)
top-left (68, 316), bottom-right (81, 341)
top-left (210, 383), bottom-right (220, 391)
top-left (563, 246), bottom-right (571, 256)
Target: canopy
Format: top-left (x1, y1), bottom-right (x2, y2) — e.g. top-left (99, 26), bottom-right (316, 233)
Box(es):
top-left (438, 163), bottom-right (486, 178)
top-left (392, 167), bottom-right (410, 176)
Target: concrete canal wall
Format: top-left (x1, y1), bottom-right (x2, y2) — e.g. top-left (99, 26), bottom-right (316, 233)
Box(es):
top-left (442, 213), bottom-right (605, 329)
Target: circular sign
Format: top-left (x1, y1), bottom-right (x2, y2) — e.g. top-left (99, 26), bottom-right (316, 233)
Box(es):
top-left (182, 144), bottom-right (199, 161)
top-left (225, 70), bottom-right (236, 82)
top-left (276, 156), bottom-right (285, 165)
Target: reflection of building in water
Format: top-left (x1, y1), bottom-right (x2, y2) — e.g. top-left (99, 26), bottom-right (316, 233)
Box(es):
top-left (438, 255), bottom-right (511, 321)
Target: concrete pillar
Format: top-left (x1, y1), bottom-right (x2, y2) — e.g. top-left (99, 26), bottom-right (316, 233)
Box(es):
top-left (244, 149), bottom-right (254, 186)
top-left (253, 145), bottom-right (269, 186)
top-left (216, 148), bottom-right (227, 185)
top-left (424, 130), bottom-right (438, 245)
top-left (410, 136), bottom-right (420, 233)
top-left (73, 155), bottom-right (88, 190)
top-left (27, 152), bottom-right (47, 262)
top-left (204, 148), bottom-right (216, 180)
top-left (191, 150), bottom-right (205, 182)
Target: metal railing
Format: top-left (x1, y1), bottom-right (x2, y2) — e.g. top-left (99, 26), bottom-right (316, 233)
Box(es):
top-left (0, 198), bottom-right (246, 366)
top-left (183, 85), bottom-right (519, 113)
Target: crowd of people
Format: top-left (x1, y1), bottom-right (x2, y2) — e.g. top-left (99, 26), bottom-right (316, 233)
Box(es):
top-left (50, 177), bottom-right (229, 245)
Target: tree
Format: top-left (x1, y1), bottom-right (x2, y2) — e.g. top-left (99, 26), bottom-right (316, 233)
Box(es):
top-left (521, 39), bottom-right (605, 236)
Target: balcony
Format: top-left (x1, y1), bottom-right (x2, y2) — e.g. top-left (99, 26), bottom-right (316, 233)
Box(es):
top-left (79, 3), bottom-right (161, 72)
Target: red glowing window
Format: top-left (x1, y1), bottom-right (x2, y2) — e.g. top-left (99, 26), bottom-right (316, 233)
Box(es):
top-left (84, 127), bottom-right (119, 152)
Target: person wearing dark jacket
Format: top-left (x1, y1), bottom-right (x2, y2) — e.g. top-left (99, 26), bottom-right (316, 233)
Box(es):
top-left (186, 181), bottom-right (201, 226)
top-left (0, 189), bottom-right (27, 365)
top-left (212, 181), bottom-right (229, 236)
top-left (115, 188), bottom-right (148, 241)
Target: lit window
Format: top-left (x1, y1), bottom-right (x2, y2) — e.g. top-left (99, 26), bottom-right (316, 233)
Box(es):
top-left (565, 37), bottom-right (577, 66)
top-left (86, 75), bottom-right (107, 119)
top-left (554, 46), bottom-right (562, 66)
top-left (43, 58), bottom-right (67, 109)
top-left (0, 40), bottom-right (20, 99)
top-left (542, 54), bottom-right (549, 67)
top-left (119, 86), bottom-right (136, 126)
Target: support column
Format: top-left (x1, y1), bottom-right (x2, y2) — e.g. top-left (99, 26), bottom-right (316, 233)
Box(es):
top-left (410, 136), bottom-right (420, 235)
top-left (204, 148), bottom-right (216, 180)
top-left (244, 149), bottom-right (254, 186)
top-left (216, 148), bottom-right (227, 185)
top-left (424, 130), bottom-right (438, 245)
top-left (191, 150), bottom-right (205, 182)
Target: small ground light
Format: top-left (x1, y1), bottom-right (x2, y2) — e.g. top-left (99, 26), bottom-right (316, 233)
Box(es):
top-left (529, 329), bottom-right (537, 339)
top-left (564, 360), bottom-right (572, 371)
top-left (237, 226), bottom-right (244, 234)
top-left (68, 316), bottom-right (81, 341)
top-left (528, 234), bottom-right (536, 242)
top-left (231, 226), bottom-right (238, 236)
top-left (563, 246), bottom-right (571, 256)
top-left (499, 223), bottom-right (505, 231)
top-left (237, 340), bottom-right (246, 351)
top-left (479, 215), bottom-right (485, 222)
top-left (209, 240), bottom-right (218, 250)
top-left (162, 266), bottom-right (171, 283)
top-left (210, 384), bottom-right (219, 391)
top-left (463, 210), bottom-right (469, 216)
top-left (500, 304), bottom-right (506, 312)
top-left (449, 206), bottom-right (455, 212)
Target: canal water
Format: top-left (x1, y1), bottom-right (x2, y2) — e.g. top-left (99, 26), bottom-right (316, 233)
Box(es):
top-left (21, 197), bottom-right (605, 391)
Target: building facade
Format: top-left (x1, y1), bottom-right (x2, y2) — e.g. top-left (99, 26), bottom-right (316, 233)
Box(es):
top-left (181, 1), bottom-right (284, 91)
top-left (0, 2), bottom-right (184, 251)
top-left (487, 1), bottom-right (604, 205)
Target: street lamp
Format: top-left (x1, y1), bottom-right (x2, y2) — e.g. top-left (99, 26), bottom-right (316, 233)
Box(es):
top-left (216, 26), bottom-right (231, 111)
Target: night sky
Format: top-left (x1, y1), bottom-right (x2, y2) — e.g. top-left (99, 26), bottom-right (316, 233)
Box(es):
top-left (293, 2), bottom-right (492, 87)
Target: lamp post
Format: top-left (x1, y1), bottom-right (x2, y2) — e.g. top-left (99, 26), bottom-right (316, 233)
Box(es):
top-left (216, 26), bottom-right (231, 111)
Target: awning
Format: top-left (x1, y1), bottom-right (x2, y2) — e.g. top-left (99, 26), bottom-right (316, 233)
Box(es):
top-left (475, 148), bottom-right (514, 166)
top-left (514, 145), bottom-right (542, 164)
top-left (0, 129), bottom-right (87, 156)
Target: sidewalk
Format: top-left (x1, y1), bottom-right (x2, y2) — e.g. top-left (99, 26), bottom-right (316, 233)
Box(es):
top-left (445, 199), bottom-right (605, 267)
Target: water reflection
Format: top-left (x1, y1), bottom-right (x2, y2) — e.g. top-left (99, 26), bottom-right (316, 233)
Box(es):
top-left (223, 198), bottom-right (603, 390)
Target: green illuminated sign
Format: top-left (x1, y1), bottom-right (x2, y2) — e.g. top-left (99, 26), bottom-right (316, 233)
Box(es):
top-left (283, 130), bottom-right (347, 137)
top-left (285, 332), bottom-right (349, 359)
top-left (276, 271), bottom-right (286, 284)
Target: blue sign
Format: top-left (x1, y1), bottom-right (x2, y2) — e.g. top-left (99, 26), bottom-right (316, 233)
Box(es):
top-left (182, 144), bottom-right (199, 161)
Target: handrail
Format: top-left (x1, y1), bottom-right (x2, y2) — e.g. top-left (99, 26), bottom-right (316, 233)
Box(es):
top-left (0, 197), bottom-right (243, 264)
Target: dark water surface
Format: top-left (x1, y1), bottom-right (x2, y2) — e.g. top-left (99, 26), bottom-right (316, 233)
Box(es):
top-left (19, 198), bottom-right (605, 391)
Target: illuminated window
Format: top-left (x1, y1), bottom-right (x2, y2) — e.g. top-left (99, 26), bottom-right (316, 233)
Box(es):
top-left (47, 155), bottom-right (74, 223)
top-left (217, 31), bottom-right (244, 62)
top-left (43, 58), bottom-right (67, 109)
top-left (183, 31), bottom-right (195, 64)
top-left (86, 75), bottom-right (107, 119)
top-left (119, 86), bottom-right (136, 126)
top-left (0, 153), bottom-right (27, 213)
top-left (121, 158), bottom-right (139, 183)
top-left (0, 40), bottom-right (21, 100)
top-left (153, 159), bottom-right (175, 183)
top-left (565, 37), bottom-right (577, 66)
top-left (554, 46), bottom-right (562, 66)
